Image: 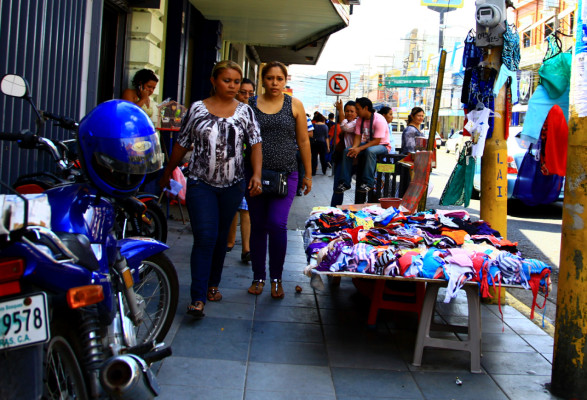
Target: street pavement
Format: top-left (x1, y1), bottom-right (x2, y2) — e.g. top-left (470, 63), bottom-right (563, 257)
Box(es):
top-left (154, 163), bottom-right (561, 399)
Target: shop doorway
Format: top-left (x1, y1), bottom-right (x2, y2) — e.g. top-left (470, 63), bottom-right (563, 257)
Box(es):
top-left (96, 1), bottom-right (128, 104)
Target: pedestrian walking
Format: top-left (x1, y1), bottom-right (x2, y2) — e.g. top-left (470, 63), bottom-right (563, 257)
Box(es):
top-left (246, 61), bottom-right (312, 299)
top-left (159, 60), bottom-right (262, 318)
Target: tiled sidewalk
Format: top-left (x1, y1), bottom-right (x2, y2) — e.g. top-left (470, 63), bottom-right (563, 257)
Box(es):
top-left (155, 173), bottom-right (560, 400)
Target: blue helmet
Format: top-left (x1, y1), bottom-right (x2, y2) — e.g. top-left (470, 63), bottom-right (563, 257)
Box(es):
top-left (78, 100), bottom-right (164, 197)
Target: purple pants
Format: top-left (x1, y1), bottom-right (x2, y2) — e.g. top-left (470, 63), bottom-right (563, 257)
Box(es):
top-left (245, 171), bottom-right (298, 281)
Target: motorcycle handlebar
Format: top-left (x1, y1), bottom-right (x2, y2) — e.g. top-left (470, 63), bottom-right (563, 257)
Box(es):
top-left (43, 111), bottom-right (78, 131)
top-left (0, 131), bottom-right (39, 149)
top-left (0, 132), bottom-right (29, 141)
top-left (0, 131), bottom-right (64, 164)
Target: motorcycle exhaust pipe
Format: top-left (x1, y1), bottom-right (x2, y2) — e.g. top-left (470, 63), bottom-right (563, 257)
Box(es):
top-left (100, 354), bottom-right (160, 400)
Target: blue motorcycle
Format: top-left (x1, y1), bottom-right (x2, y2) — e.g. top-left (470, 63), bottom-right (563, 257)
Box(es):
top-left (0, 74), bottom-right (179, 399)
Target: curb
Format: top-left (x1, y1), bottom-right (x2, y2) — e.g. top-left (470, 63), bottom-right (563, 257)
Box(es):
top-left (506, 292), bottom-right (555, 337)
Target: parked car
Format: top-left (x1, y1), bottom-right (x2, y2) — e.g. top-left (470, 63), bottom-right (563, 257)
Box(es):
top-left (421, 130), bottom-right (443, 149)
top-left (445, 130), bottom-right (471, 156)
top-left (472, 127), bottom-right (564, 201)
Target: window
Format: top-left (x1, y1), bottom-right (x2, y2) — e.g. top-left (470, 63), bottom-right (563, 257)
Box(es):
top-left (570, 12), bottom-right (575, 34)
top-left (544, 22), bottom-right (554, 39)
top-left (523, 31), bottom-right (532, 48)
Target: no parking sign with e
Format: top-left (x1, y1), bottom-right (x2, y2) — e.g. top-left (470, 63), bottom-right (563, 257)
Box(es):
top-left (326, 71), bottom-right (351, 97)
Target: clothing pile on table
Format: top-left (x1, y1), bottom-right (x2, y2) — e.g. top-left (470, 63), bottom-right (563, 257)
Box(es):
top-left (304, 205), bottom-right (551, 319)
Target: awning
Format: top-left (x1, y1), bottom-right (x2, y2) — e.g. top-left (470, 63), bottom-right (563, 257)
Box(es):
top-left (189, 0), bottom-right (351, 65)
top-left (521, 14), bottom-right (554, 33)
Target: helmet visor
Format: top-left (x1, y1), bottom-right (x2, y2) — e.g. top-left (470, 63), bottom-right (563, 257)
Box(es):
top-left (93, 132), bottom-right (164, 175)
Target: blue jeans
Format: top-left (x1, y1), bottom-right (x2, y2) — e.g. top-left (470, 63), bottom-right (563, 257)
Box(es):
top-left (185, 178), bottom-right (245, 303)
top-left (339, 144), bottom-right (388, 188)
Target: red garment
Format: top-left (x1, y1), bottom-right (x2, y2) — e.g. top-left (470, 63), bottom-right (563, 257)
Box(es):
top-left (540, 105), bottom-right (568, 177)
top-left (328, 124), bottom-right (341, 147)
top-left (344, 226), bottom-right (364, 244)
top-left (398, 251), bottom-right (420, 276)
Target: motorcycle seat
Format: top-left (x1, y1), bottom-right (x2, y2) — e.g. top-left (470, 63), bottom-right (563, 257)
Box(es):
top-left (54, 232), bottom-right (101, 271)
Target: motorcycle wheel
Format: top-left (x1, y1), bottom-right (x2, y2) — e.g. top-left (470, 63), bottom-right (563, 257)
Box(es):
top-left (133, 253), bottom-right (179, 344)
top-left (128, 200), bottom-right (168, 243)
top-left (43, 336), bottom-right (88, 400)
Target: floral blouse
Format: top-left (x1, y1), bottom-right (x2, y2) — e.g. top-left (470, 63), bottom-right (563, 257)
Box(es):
top-left (177, 101), bottom-right (262, 187)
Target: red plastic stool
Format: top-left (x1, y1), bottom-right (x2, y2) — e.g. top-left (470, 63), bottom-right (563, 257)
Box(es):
top-left (352, 278), bottom-right (426, 325)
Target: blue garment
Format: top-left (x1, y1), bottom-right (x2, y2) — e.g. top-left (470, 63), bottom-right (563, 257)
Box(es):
top-left (339, 144), bottom-right (388, 188)
top-left (520, 85), bottom-right (569, 143)
top-left (502, 24), bottom-right (521, 71)
top-left (186, 178), bottom-right (245, 303)
top-left (493, 64), bottom-right (519, 104)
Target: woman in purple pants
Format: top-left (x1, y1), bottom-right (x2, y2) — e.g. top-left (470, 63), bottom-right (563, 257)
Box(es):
top-left (246, 61), bottom-right (312, 299)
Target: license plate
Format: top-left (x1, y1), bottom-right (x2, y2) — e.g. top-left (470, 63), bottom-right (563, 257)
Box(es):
top-left (0, 293), bottom-right (49, 350)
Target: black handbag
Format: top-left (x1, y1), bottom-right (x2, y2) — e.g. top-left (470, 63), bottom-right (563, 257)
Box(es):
top-left (261, 169), bottom-right (288, 197)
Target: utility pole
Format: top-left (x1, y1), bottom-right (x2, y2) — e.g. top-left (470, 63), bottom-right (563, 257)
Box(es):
top-left (551, 0), bottom-right (587, 396)
top-left (420, 50), bottom-right (447, 211)
top-left (427, 5), bottom-right (457, 50)
top-left (480, 47), bottom-right (508, 238)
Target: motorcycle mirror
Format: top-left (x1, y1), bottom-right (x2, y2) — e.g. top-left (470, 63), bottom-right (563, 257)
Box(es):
top-left (1, 74), bottom-right (29, 98)
top-left (1, 74), bottom-right (44, 133)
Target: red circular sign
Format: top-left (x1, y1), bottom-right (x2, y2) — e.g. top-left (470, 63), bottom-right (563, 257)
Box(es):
top-left (328, 74), bottom-right (349, 95)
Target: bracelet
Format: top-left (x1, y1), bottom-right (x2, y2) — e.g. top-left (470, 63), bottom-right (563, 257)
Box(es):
top-left (304, 177), bottom-right (312, 181)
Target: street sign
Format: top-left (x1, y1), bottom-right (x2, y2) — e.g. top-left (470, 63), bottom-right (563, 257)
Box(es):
top-left (385, 76), bottom-right (430, 88)
top-left (326, 71), bottom-right (351, 96)
top-left (420, 0), bottom-right (463, 7)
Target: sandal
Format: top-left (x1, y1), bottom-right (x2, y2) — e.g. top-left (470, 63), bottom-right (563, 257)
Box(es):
top-left (207, 287), bottom-right (222, 302)
top-left (271, 279), bottom-right (284, 299)
top-left (187, 301), bottom-right (205, 318)
top-left (247, 279), bottom-right (265, 295)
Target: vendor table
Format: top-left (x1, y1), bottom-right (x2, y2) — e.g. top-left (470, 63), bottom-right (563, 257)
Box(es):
top-left (310, 270), bottom-right (516, 373)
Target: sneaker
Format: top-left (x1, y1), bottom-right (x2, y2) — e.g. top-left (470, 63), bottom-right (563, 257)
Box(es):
top-left (358, 183), bottom-right (372, 193)
top-left (335, 182), bottom-right (350, 194)
top-left (241, 252), bottom-right (251, 263)
top-left (296, 188), bottom-right (303, 196)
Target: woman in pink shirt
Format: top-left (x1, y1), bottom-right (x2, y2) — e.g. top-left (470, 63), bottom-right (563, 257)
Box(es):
top-left (335, 97), bottom-right (390, 194)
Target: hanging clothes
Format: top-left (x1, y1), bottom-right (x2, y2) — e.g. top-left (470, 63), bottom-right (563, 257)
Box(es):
top-left (513, 143), bottom-right (564, 206)
top-left (520, 84), bottom-right (569, 144)
top-left (540, 105), bottom-right (568, 177)
top-left (462, 29), bottom-right (484, 69)
top-left (539, 35), bottom-right (572, 99)
top-left (440, 142), bottom-right (475, 207)
top-left (461, 67), bottom-right (497, 139)
top-left (465, 107), bottom-right (491, 157)
top-left (493, 24), bottom-right (521, 104)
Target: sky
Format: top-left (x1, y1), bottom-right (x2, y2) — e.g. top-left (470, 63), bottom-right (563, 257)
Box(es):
top-left (288, 0), bottom-right (477, 109)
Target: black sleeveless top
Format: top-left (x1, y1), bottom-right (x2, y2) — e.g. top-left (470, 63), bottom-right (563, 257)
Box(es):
top-left (249, 94), bottom-right (298, 173)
